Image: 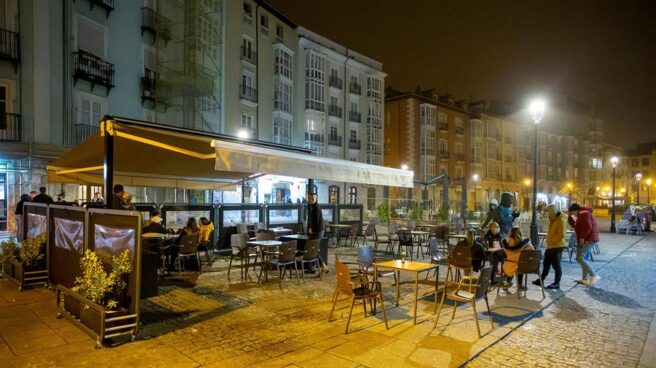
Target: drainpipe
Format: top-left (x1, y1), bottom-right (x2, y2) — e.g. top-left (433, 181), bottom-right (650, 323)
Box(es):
top-left (342, 54), bottom-right (348, 204)
top-left (254, 4), bottom-right (259, 140)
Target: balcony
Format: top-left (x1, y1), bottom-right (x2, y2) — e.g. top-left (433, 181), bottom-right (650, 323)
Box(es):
top-left (141, 7), bottom-right (172, 44)
top-left (349, 83), bottom-right (361, 95)
top-left (73, 50), bottom-right (115, 92)
top-left (349, 139), bottom-right (361, 150)
top-left (329, 76), bottom-right (343, 89)
top-left (328, 105), bottom-right (342, 118)
top-left (328, 135), bottom-right (342, 146)
top-left (0, 113), bottom-right (21, 142)
top-left (241, 46), bottom-right (257, 64)
top-left (86, 0), bottom-right (114, 18)
top-left (456, 153), bottom-right (465, 161)
top-left (438, 123), bottom-right (448, 131)
top-left (348, 111), bottom-right (361, 123)
top-left (0, 28), bottom-right (19, 71)
top-left (439, 151), bottom-right (449, 159)
top-left (240, 85), bottom-right (257, 103)
top-left (141, 68), bottom-right (157, 105)
top-left (304, 132), bottom-right (324, 143)
top-left (72, 123), bottom-right (99, 146)
top-left (455, 126), bottom-right (464, 135)
top-left (305, 100), bottom-right (324, 112)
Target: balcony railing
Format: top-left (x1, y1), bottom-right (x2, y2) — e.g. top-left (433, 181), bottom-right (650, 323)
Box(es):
top-left (141, 68), bottom-right (157, 104)
top-left (0, 113), bottom-right (21, 142)
top-left (349, 139), bottom-right (361, 150)
top-left (141, 7), bottom-right (172, 43)
top-left (438, 123), bottom-right (448, 131)
top-left (329, 76), bottom-right (343, 89)
top-left (240, 85), bottom-right (257, 102)
top-left (349, 111), bottom-right (361, 123)
top-left (349, 83), bottom-right (361, 95)
top-left (305, 100), bottom-right (324, 112)
top-left (87, 0), bottom-right (114, 17)
top-left (241, 46), bottom-right (257, 64)
top-left (455, 126), bottom-right (464, 134)
top-left (304, 132), bottom-right (324, 143)
top-left (73, 50), bottom-right (115, 91)
top-left (328, 135), bottom-right (342, 146)
top-left (439, 151), bottom-right (449, 159)
top-left (328, 105), bottom-right (342, 118)
top-left (0, 28), bottom-right (19, 71)
top-left (72, 123), bottom-right (99, 146)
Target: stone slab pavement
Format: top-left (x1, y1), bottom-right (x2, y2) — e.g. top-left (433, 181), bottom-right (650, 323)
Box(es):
top-left (0, 227), bottom-right (653, 368)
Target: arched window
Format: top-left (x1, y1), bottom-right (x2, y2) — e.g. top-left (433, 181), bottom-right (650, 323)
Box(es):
top-left (349, 186), bottom-right (357, 204)
top-left (328, 185), bottom-right (340, 204)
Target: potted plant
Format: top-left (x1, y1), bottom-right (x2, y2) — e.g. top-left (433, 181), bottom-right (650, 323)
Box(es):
top-left (2, 234), bottom-right (48, 290)
top-left (57, 249), bottom-right (137, 347)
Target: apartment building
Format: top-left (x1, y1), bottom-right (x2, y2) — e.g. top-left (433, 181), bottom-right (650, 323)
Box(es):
top-left (626, 141), bottom-right (656, 204)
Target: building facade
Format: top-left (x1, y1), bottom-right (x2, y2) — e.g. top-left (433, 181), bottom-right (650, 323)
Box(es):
top-left (626, 141), bottom-right (656, 205)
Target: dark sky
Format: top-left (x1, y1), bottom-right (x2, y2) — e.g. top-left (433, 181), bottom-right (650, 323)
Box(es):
top-left (269, 0), bottom-right (656, 148)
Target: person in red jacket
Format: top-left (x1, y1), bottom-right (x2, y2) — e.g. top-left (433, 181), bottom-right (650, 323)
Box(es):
top-left (568, 203), bottom-right (600, 285)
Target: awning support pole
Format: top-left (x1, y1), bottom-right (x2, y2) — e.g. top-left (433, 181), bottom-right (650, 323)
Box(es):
top-left (103, 119), bottom-right (114, 209)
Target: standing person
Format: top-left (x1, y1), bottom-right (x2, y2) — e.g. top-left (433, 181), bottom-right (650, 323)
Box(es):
top-left (568, 203), bottom-right (600, 285)
top-left (490, 192), bottom-right (520, 238)
top-left (29, 191), bottom-right (37, 200)
top-left (501, 227), bottom-right (534, 290)
top-left (481, 199), bottom-right (498, 228)
top-left (112, 184), bottom-right (126, 210)
top-left (32, 186), bottom-right (54, 204)
top-left (483, 222), bottom-right (505, 282)
top-left (14, 194), bottom-right (30, 242)
top-left (306, 193), bottom-right (324, 239)
top-left (533, 204), bottom-right (567, 289)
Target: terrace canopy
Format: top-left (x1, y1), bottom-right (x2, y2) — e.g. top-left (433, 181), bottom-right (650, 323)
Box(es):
top-left (47, 117), bottom-right (414, 201)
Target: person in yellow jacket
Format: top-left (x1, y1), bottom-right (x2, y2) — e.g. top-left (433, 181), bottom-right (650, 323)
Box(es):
top-left (532, 204), bottom-right (567, 289)
top-left (502, 227), bottom-right (534, 289)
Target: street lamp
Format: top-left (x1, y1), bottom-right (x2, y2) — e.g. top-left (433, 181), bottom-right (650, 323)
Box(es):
top-left (524, 179), bottom-right (531, 211)
top-left (636, 172), bottom-right (643, 204)
top-left (646, 178), bottom-right (652, 204)
top-left (566, 182), bottom-right (573, 204)
top-left (610, 156), bottom-right (619, 233)
top-left (529, 99), bottom-right (545, 246)
top-left (472, 174), bottom-right (479, 212)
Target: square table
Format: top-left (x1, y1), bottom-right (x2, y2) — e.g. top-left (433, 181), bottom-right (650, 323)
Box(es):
top-left (248, 240), bottom-right (283, 283)
top-left (373, 260), bottom-right (440, 324)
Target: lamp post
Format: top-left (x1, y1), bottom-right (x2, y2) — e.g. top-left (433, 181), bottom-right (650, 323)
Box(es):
top-left (566, 182), bottom-right (573, 204)
top-left (524, 178), bottom-right (531, 211)
top-left (472, 174), bottom-right (479, 212)
top-left (646, 178), bottom-right (652, 204)
top-left (529, 99), bottom-right (545, 246)
top-left (610, 156), bottom-right (619, 233)
top-left (636, 172), bottom-right (642, 204)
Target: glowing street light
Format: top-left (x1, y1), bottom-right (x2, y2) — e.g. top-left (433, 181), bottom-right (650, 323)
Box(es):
top-left (529, 98), bottom-right (545, 246)
top-left (237, 129), bottom-right (250, 139)
top-left (401, 164), bottom-right (409, 171)
top-left (566, 182), bottom-right (574, 203)
top-left (610, 156), bottom-right (619, 232)
top-left (636, 172), bottom-right (643, 204)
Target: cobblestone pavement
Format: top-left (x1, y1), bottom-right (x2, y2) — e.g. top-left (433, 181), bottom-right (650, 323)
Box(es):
top-left (0, 228), bottom-right (653, 367)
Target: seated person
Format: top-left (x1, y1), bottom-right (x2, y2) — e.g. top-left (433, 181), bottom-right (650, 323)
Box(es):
top-left (167, 217), bottom-right (200, 271)
top-left (483, 222), bottom-right (506, 281)
top-left (143, 214), bottom-right (168, 236)
top-left (198, 217), bottom-right (214, 253)
top-left (501, 227), bottom-right (534, 289)
top-left (455, 229), bottom-right (485, 272)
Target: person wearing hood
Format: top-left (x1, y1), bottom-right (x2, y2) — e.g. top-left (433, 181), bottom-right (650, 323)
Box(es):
top-left (483, 221), bottom-right (505, 282)
top-left (14, 194), bottom-right (30, 242)
top-left (501, 227), bottom-right (534, 289)
top-left (492, 192), bottom-right (520, 237)
top-left (455, 229), bottom-right (485, 272)
top-left (533, 204), bottom-right (567, 289)
top-left (481, 199), bottom-right (499, 228)
top-left (568, 203), bottom-right (600, 285)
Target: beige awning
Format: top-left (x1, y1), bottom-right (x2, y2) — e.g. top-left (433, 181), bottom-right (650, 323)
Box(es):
top-left (47, 118), bottom-right (414, 190)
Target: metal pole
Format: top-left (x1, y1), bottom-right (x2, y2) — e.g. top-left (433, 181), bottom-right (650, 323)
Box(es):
top-left (530, 123), bottom-right (539, 246)
top-left (103, 120), bottom-right (114, 209)
top-left (610, 166), bottom-right (616, 233)
top-left (637, 180), bottom-right (640, 205)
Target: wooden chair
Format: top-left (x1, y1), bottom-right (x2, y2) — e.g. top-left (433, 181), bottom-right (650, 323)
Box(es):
top-left (176, 234), bottom-right (201, 274)
top-left (433, 266), bottom-right (494, 338)
top-left (329, 256), bottom-right (389, 334)
top-left (296, 239), bottom-right (322, 279)
top-left (357, 245), bottom-right (397, 284)
top-left (515, 249), bottom-right (545, 300)
top-left (345, 224), bottom-right (359, 248)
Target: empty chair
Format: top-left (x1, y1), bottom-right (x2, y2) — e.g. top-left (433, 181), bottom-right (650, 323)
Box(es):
top-left (345, 224), bottom-right (359, 247)
top-left (358, 221), bottom-right (375, 246)
top-left (296, 239), bottom-right (322, 279)
top-left (228, 233), bottom-right (256, 281)
top-left (256, 230), bottom-right (275, 241)
top-left (433, 266), bottom-right (494, 338)
top-left (176, 234), bottom-right (201, 274)
top-left (254, 222), bottom-right (265, 232)
top-left (329, 256), bottom-right (389, 334)
top-left (269, 241), bottom-right (301, 288)
top-left (237, 223), bottom-right (249, 235)
top-left (398, 230), bottom-right (417, 260)
top-left (357, 245), bottom-right (397, 284)
top-left (372, 225), bottom-right (393, 254)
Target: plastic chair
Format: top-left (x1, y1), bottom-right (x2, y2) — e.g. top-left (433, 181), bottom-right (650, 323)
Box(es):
top-left (372, 225), bottom-right (393, 254)
top-left (228, 233), bottom-right (255, 281)
top-left (296, 239), bottom-right (322, 279)
top-left (270, 241), bottom-right (300, 288)
top-left (176, 234), bottom-right (200, 274)
top-left (503, 249), bottom-right (545, 300)
top-left (398, 230), bottom-right (417, 260)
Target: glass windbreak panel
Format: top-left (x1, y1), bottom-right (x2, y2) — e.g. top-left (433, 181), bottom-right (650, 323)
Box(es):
top-left (339, 208), bottom-right (360, 222)
top-left (54, 218), bottom-right (84, 254)
top-left (27, 213), bottom-right (47, 238)
top-left (321, 209), bottom-right (333, 222)
top-left (94, 224), bottom-right (135, 261)
top-left (269, 209), bottom-right (299, 225)
top-left (165, 210), bottom-right (210, 231)
top-left (222, 210), bottom-right (260, 227)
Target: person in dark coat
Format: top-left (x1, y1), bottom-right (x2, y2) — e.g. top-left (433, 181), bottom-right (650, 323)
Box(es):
top-left (14, 194), bottom-right (30, 242)
top-left (455, 230), bottom-right (485, 272)
top-left (32, 186), bottom-right (54, 204)
top-left (306, 193), bottom-right (324, 239)
top-left (490, 192), bottom-right (520, 237)
top-left (112, 184), bottom-right (128, 210)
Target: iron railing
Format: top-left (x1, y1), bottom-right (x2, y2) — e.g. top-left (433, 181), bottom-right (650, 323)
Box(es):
top-left (348, 139), bottom-right (361, 150)
top-left (241, 46), bottom-right (257, 64)
top-left (0, 113), bottom-right (21, 142)
top-left (73, 50), bottom-right (114, 89)
top-left (240, 85), bottom-right (257, 102)
top-left (328, 135), bottom-right (342, 146)
top-left (329, 76), bottom-right (343, 89)
top-left (72, 123), bottom-right (99, 146)
top-left (349, 111), bottom-right (361, 123)
top-left (141, 7), bottom-right (172, 42)
top-left (349, 83), bottom-right (361, 95)
top-left (0, 28), bottom-right (19, 68)
top-left (328, 105), bottom-right (342, 118)
top-left (141, 68), bottom-right (157, 103)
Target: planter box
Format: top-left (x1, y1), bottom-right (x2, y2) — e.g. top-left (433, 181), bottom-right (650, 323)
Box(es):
top-left (56, 285), bottom-right (138, 348)
top-left (2, 258), bottom-right (48, 291)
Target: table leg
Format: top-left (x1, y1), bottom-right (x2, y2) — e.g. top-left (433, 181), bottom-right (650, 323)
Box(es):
top-left (396, 270), bottom-right (400, 306)
top-left (413, 272), bottom-right (419, 325)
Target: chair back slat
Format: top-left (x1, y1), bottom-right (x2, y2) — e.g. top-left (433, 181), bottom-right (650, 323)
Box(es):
top-left (357, 245), bottom-right (375, 268)
top-left (179, 234), bottom-right (199, 254)
top-left (517, 249), bottom-right (542, 274)
top-left (449, 243), bottom-right (472, 269)
top-left (334, 257), bottom-right (354, 296)
top-left (277, 241), bottom-right (297, 263)
top-left (302, 239), bottom-right (320, 260)
top-left (475, 266), bottom-right (493, 299)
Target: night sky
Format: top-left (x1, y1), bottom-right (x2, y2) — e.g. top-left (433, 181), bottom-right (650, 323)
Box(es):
top-left (269, 0), bottom-right (656, 148)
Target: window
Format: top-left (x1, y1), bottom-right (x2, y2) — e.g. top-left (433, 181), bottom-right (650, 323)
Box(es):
top-left (328, 185), bottom-right (340, 204)
top-left (632, 159), bottom-right (639, 167)
top-left (273, 79), bottom-right (292, 113)
top-left (276, 24), bottom-right (284, 38)
top-left (366, 76), bottom-right (382, 101)
top-left (643, 158), bottom-right (650, 166)
top-left (273, 45), bottom-right (293, 79)
top-left (439, 140), bottom-right (447, 154)
top-left (243, 2), bottom-right (252, 19)
top-left (75, 16), bottom-right (106, 57)
top-left (197, 12), bottom-right (220, 56)
top-left (590, 157), bottom-right (603, 169)
top-left (330, 96), bottom-right (338, 107)
top-left (241, 113), bottom-right (254, 128)
top-left (350, 101), bottom-right (359, 113)
top-left (420, 104), bottom-right (436, 126)
top-left (76, 91), bottom-right (107, 126)
top-left (421, 129), bottom-right (436, 156)
top-left (351, 76), bottom-right (358, 85)
top-left (456, 167), bottom-right (463, 179)
top-left (367, 187), bottom-right (376, 210)
top-left (349, 187), bottom-right (357, 205)
top-left (242, 72), bottom-right (254, 89)
top-left (329, 126), bottom-right (338, 140)
top-left (259, 14), bottom-right (268, 30)
top-left (0, 0), bottom-right (6, 29)
top-left (421, 157), bottom-right (435, 179)
top-left (330, 69), bottom-right (338, 79)
top-left (438, 112), bottom-right (447, 128)
top-left (350, 129), bottom-right (357, 141)
top-left (272, 112), bottom-right (292, 145)
top-left (305, 51), bottom-right (325, 111)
